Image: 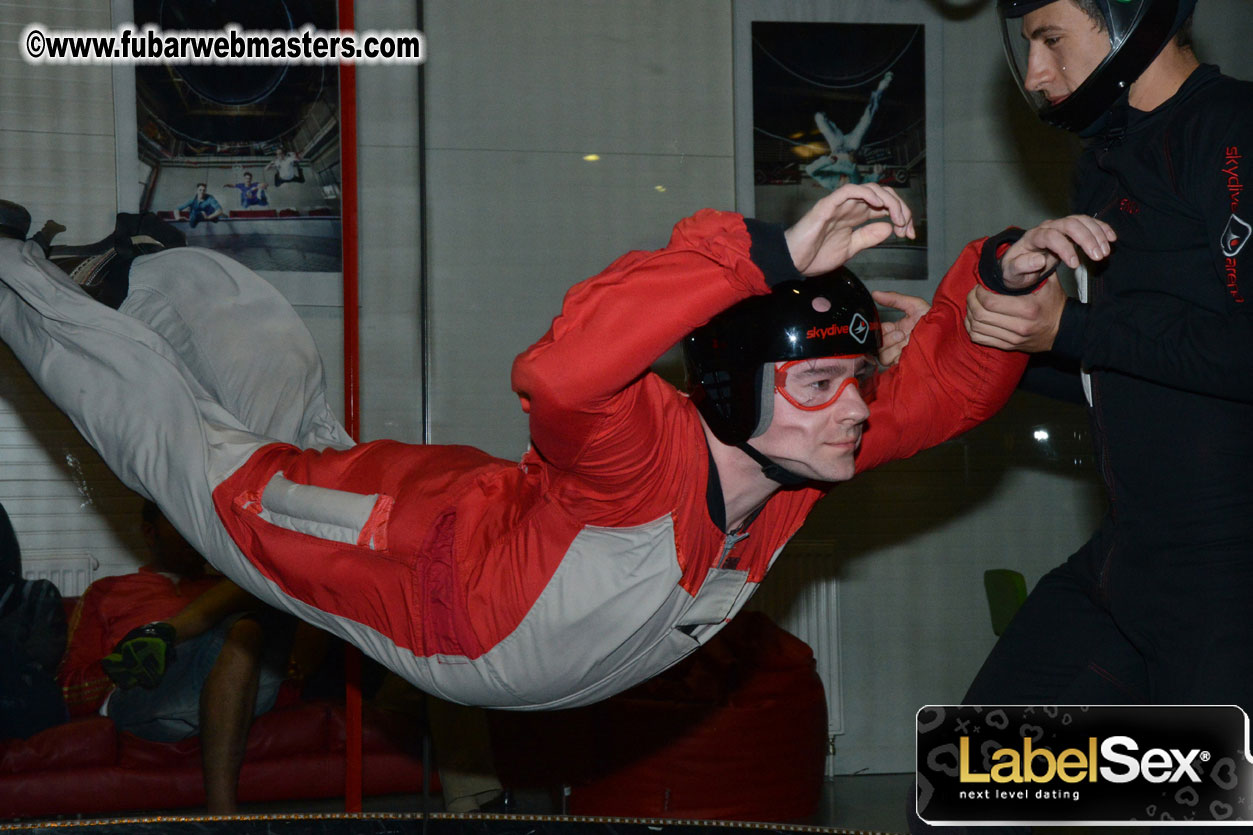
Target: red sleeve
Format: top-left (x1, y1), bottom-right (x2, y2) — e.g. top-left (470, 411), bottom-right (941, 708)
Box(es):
top-left (511, 209), bottom-right (771, 470)
top-left (855, 238), bottom-right (1030, 473)
top-left (57, 581), bottom-right (117, 717)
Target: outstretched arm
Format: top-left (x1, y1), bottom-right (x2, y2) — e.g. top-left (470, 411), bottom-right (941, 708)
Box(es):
top-left (784, 183), bottom-right (914, 275)
top-left (1049, 290), bottom-right (1253, 402)
top-left (855, 238), bottom-right (1030, 473)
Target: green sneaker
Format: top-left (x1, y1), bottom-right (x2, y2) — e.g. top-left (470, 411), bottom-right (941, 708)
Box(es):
top-left (101, 622), bottom-right (176, 690)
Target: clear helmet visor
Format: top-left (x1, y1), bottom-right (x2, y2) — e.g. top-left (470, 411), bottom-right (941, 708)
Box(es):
top-left (999, 1), bottom-right (1117, 114)
top-left (998, 0), bottom-right (1177, 131)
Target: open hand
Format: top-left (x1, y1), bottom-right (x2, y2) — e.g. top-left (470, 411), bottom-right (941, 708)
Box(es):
top-left (784, 183), bottom-right (915, 277)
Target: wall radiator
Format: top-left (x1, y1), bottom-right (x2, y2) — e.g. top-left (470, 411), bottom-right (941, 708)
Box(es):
top-left (21, 552), bottom-right (96, 598)
top-left (748, 540), bottom-right (843, 776)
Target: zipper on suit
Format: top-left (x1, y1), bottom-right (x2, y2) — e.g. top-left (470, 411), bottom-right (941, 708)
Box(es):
top-left (717, 530), bottom-right (749, 568)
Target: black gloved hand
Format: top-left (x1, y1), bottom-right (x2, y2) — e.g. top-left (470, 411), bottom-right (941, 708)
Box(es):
top-left (101, 621), bottom-right (176, 690)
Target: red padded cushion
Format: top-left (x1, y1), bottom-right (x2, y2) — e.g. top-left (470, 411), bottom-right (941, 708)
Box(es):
top-left (118, 701), bottom-right (335, 767)
top-left (0, 717), bottom-right (118, 773)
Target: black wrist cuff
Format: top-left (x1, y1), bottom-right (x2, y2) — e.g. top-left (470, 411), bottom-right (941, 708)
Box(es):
top-left (744, 218), bottom-right (805, 287)
top-left (979, 227), bottom-right (1047, 296)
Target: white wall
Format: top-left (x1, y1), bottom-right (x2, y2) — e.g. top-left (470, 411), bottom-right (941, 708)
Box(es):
top-left (423, 0), bottom-right (735, 455)
top-left (348, 4), bottom-right (425, 444)
top-left (0, 1), bottom-right (136, 576)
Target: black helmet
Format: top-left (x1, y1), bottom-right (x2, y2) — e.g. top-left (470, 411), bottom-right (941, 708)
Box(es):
top-left (998, 0), bottom-right (1197, 133)
top-left (684, 267), bottom-right (881, 447)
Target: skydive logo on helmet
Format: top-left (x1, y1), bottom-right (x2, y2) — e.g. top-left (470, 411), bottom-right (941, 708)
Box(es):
top-left (849, 312), bottom-right (871, 344)
top-left (807, 313), bottom-right (877, 344)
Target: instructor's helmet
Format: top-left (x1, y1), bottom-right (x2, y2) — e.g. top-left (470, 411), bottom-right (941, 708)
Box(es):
top-left (684, 268), bottom-right (881, 447)
top-left (998, 0), bottom-right (1198, 132)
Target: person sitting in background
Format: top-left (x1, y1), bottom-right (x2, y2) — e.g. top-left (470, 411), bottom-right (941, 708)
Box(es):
top-left (58, 500), bottom-right (293, 814)
top-left (175, 184), bottom-right (224, 228)
top-left (298, 632), bottom-right (511, 813)
top-left (224, 173), bottom-right (268, 209)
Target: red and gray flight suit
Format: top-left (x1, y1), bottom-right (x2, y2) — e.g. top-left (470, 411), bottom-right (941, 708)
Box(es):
top-left (0, 209), bottom-right (1024, 709)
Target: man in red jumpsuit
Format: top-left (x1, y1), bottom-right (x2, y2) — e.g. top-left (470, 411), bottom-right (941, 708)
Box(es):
top-left (0, 184), bottom-right (1083, 709)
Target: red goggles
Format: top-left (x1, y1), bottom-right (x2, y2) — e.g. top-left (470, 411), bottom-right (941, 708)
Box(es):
top-left (773, 356), bottom-right (877, 412)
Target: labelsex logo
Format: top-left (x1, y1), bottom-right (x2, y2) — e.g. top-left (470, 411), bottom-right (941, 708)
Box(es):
top-left (960, 736), bottom-right (1207, 785)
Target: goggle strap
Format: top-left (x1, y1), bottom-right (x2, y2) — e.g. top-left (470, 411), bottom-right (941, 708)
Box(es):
top-left (737, 441), bottom-right (811, 487)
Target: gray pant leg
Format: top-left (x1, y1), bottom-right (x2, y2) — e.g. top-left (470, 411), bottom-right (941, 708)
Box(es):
top-left (123, 248), bottom-right (353, 449)
top-left (0, 238), bottom-right (269, 596)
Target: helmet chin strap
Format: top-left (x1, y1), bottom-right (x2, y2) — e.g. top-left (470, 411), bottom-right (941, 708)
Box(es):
top-left (737, 441), bottom-right (812, 487)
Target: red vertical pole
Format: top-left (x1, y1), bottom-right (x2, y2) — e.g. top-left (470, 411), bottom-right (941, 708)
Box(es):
top-left (337, 0), bottom-right (364, 814)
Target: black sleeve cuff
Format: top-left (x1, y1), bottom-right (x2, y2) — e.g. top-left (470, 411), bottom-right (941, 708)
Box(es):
top-left (744, 218), bottom-right (805, 287)
top-left (978, 227), bottom-right (1050, 296)
top-left (1049, 297), bottom-right (1088, 362)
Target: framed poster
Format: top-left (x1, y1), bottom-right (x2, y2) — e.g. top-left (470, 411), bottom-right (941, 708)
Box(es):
top-left (751, 20), bottom-right (926, 280)
top-left (735, 6), bottom-right (942, 286)
top-left (130, 0), bottom-right (343, 275)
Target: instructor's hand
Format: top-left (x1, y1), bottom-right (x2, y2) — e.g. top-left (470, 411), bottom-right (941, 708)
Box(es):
top-left (966, 275), bottom-right (1069, 353)
top-left (784, 183), bottom-right (915, 277)
top-left (1000, 214), bottom-right (1115, 291)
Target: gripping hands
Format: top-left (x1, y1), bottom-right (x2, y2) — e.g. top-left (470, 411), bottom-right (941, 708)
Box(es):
top-left (966, 214), bottom-right (1116, 353)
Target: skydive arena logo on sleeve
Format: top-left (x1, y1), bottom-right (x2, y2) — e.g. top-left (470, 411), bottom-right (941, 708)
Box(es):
top-left (1224, 214), bottom-right (1250, 258)
top-left (1224, 146), bottom-right (1246, 302)
top-left (917, 705), bottom-right (1253, 825)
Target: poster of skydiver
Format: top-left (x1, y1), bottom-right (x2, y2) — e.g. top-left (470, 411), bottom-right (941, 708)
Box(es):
top-left (751, 21), bottom-right (927, 280)
top-left (132, 0), bottom-right (342, 274)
